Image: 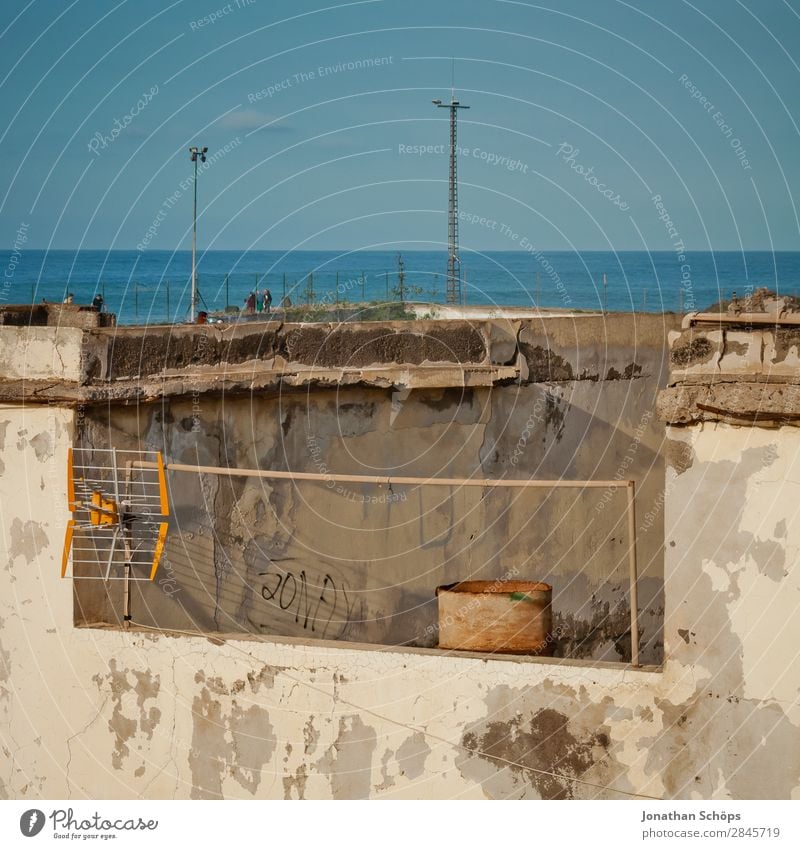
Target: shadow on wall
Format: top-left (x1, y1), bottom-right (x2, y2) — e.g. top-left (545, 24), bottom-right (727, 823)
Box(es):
top-left (73, 376), bottom-right (667, 664)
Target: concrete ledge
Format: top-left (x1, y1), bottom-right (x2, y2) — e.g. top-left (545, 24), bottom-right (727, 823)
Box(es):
top-left (0, 312), bottom-right (680, 404)
top-left (0, 363), bottom-right (520, 405)
top-left (99, 320), bottom-right (494, 381)
top-left (78, 622), bottom-right (663, 676)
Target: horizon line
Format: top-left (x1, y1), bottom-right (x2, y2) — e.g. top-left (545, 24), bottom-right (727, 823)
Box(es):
top-left (9, 247), bottom-right (800, 254)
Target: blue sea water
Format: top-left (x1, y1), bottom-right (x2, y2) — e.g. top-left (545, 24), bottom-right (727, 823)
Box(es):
top-left (2, 249), bottom-right (800, 325)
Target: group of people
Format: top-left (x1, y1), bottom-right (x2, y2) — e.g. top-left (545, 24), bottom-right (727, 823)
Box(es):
top-left (60, 287), bottom-right (283, 322)
top-left (61, 293), bottom-right (105, 311)
top-left (244, 288), bottom-right (272, 315)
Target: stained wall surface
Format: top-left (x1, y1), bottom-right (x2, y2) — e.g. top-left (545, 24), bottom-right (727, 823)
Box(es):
top-left (2, 404), bottom-right (800, 800)
top-left (3, 312), bottom-right (799, 800)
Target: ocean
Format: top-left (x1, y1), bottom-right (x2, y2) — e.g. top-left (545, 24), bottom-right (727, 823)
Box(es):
top-left (2, 249), bottom-right (799, 325)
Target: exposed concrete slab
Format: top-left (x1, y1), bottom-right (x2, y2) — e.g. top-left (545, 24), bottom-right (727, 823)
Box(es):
top-left (0, 313), bottom-right (681, 406)
top-left (659, 382), bottom-right (800, 426)
top-left (660, 318), bottom-right (800, 425)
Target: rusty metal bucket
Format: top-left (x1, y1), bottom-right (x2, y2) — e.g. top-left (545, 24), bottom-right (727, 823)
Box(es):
top-left (436, 580), bottom-right (553, 655)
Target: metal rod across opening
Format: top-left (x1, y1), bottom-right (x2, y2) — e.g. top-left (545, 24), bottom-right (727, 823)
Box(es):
top-left (135, 461), bottom-right (641, 666)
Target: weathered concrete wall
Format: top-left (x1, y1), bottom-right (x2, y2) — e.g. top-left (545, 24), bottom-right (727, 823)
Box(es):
top-left (2, 404), bottom-right (799, 799)
top-left (0, 326), bottom-right (84, 382)
top-left (659, 320), bottom-right (800, 426)
top-left (71, 313), bottom-right (676, 664)
top-left (0, 302), bottom-right (114, 329)
top-left (0, 313), bottom-right (668, 403)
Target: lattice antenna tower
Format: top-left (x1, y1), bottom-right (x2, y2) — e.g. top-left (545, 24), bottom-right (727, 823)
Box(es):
top-left (432, 62), bottom-right (469, 306)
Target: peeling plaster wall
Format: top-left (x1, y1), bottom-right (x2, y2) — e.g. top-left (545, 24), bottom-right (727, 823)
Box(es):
top-left (2, 403), bottom-right (800, 800)
top-left (657, 423), bottom-right (800, 799)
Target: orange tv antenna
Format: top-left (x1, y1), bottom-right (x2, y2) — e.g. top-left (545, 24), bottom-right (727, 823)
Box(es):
top-left (63, 447), bottom-right (169, 584)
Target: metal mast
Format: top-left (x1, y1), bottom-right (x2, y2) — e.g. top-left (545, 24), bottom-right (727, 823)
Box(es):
top-left (433, 96), bottom-right (468, 305)
top-left (188, 145), bottom-right (207, 322)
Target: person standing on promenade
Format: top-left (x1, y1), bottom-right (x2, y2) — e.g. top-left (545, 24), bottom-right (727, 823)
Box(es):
top-left (263, 288), bottom-right (272, 314)
top-left (244, 291), bottom-right (256, 315)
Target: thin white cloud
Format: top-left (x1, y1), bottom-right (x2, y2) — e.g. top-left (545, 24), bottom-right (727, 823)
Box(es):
top-left (219, 109), bottom-right (289, 132)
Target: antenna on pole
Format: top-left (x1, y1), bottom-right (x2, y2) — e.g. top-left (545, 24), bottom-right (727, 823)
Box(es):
top-left (62, 448), bottom-right (170, 590)
top-left (433, 66), bottom-right (469, 306)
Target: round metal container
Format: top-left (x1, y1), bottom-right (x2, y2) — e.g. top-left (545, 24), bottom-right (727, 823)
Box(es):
top-left (436, 580), bottom-right (553, 655)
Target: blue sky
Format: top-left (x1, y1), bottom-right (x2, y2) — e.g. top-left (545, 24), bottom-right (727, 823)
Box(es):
top-left (1, 0), bottom-right (799, 251)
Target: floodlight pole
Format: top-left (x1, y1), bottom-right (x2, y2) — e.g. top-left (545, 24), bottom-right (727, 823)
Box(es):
top-left (433, 97), bottom-right (469, 305)
top-left (188, 145), bottom-right (208, 322)
top-left (191, 155), bottom-right (198, 323)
